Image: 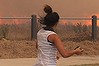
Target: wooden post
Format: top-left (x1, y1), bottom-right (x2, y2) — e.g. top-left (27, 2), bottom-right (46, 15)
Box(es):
top-left (31, 15), bottom-right (37, 40)
top-left (92, 15), bottom-right (97, 41)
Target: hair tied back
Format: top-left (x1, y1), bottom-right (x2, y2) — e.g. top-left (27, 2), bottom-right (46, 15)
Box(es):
top-left (44, 5), bottom-right (53, 14)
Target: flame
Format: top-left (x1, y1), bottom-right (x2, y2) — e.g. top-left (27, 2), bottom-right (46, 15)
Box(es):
top-left (60, 14), bottom-right (99, 26)
top-left (59, 20), bottom-right (67, 25)
top-left (0, 18), bottom-right (28, 25)
top-left (0, 14), bottom-right (98, 26)
top-left (85, 13), bottom-right (99, 26)
top-left (12, 19), bottom-right (20, 25)
top-left (95, 14), bottom-right (99, 26)
top-left (0, 19), bottom-right (3, 24)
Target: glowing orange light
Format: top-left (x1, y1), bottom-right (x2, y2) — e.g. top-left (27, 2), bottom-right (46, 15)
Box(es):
top-left (59, 14), bottom-right (99, 26)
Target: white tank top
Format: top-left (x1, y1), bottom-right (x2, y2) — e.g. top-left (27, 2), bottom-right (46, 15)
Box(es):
top-left (35, 28), bottom-right (57, 66)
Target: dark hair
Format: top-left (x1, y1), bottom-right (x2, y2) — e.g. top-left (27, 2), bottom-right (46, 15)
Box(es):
top-left (44, 5), bottom-right (53, 14)
top-left (40, 5), bottom-right (59, 26)
top-left (44, 12), bottom-right (59, 26)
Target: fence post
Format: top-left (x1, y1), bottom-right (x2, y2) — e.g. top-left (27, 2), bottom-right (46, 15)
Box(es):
top-left (92, 15), bottom-right (97, 41)
top-left (31, 14), bottom-right (37, 40)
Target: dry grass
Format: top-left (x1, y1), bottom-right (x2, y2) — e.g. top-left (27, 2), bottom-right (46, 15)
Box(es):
top-left (0, 22), bottom-right (99, 59)
top-left (0, 40), bottom-right (37, 59)
top-left (0, 40), bottom-right (99, 59)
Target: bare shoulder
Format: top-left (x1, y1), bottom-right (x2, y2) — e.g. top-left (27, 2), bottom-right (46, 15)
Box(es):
top-left (48, 34), bottom-right (61, 43)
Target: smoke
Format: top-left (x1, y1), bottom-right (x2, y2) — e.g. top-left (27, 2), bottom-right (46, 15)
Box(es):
top-left (0, 0), bottom-right (99, 17)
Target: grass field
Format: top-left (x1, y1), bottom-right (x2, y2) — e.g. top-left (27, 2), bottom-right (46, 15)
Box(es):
top-left (0, 20), bottom-right (99, 41)
top-left (0, 20), bottom-right (99, 59)
top-left (0, 20), bottom-right (99, 66)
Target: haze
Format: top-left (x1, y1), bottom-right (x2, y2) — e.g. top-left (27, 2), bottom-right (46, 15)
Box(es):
top-left (0, 0), bottom-right (99, 17)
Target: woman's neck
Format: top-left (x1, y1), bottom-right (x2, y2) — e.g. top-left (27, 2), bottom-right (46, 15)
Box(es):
top-left (43, 26), bottom-right (55, 32)
top-left (46, 25), bottom-right (56, 29)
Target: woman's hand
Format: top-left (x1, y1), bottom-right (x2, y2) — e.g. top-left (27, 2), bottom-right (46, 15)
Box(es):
top-left (74, 46), bottom-right (83, 55)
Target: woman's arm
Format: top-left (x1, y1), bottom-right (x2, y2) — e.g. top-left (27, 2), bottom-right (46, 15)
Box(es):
top-left (48, 34), bottom-right (83, 58)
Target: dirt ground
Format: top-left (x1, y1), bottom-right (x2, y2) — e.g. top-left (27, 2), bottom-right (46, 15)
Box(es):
top-left (0, 40), bottom-right (37, 59)
top-left (0, 56), bottom-right (99, 66)
top-left (0, 39), bottom-right (99, 59)
top-left (0, 39), bottom-right (99, 66)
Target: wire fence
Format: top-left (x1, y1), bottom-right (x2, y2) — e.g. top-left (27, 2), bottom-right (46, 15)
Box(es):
top-left (56, 19), bottom-right (92, 42)
top-left (59, 16), bottom-right (98, 42)
top-left (97, 20), bottom-right (99, 40)
top-left (0, 15), bottom-right (98, 41)
top-left (38, 15), bottom-right (98, 41)
top-left (0, 18), bottom-right (31, 40)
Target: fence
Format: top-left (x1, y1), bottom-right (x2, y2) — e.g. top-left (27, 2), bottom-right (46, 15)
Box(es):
top-left (36, 15), bottom-right (98, 41)
top-left (60, 15), bottom-right (97, 41)
top-left (0, 15), bottom-right (37, 40)
top-left (0, 15), bottom-right (98, 41)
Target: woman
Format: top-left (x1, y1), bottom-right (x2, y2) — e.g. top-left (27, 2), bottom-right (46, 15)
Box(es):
top-left (34, 5), bottom-right (83, 66)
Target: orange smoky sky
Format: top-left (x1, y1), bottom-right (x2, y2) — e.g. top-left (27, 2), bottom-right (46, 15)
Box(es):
top-left (0, 0), bottom-right (99, 25)
top-left (0, 0), bottom-right (99, 17)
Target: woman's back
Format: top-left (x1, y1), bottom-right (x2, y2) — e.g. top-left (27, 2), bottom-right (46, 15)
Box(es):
top-left (37, 29), bottom-right (57, 66)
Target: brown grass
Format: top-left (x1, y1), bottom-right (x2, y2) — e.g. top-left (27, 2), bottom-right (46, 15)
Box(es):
top-left (0, 40), bottom-right (37, 59)
top-left (0, 21), bottom-right (99, 59)
top-left (0, 40), bottom-right (99, 59)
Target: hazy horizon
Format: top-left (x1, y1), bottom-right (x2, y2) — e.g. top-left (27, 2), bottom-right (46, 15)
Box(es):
top-left (0, 0), bottom-right (99, 17)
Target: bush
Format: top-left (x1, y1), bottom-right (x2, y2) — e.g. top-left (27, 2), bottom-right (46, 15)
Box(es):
top-left (0, 24), bottom-right (9, 39)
